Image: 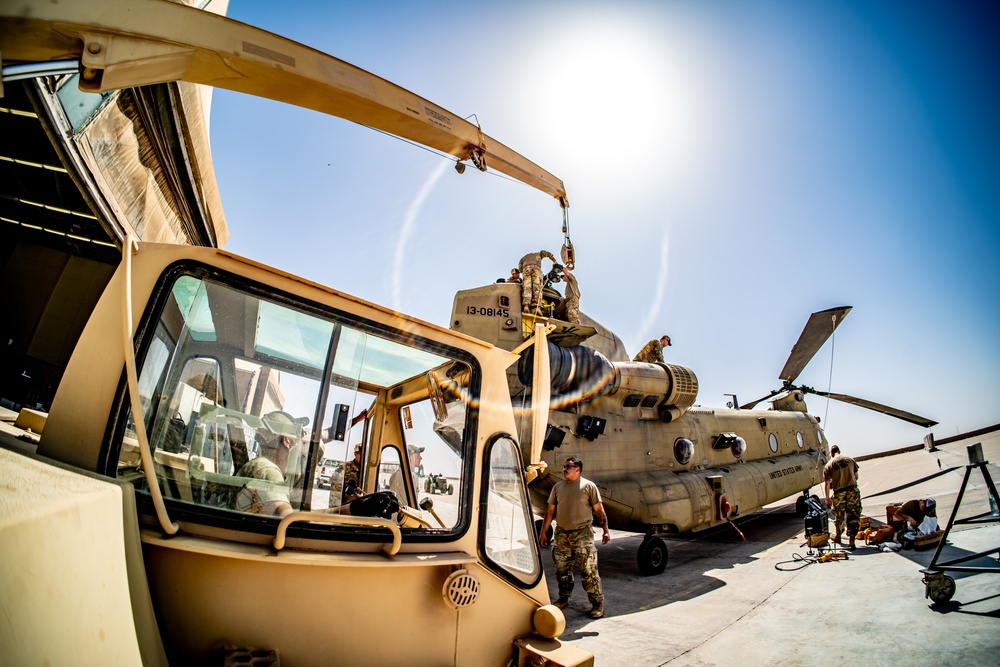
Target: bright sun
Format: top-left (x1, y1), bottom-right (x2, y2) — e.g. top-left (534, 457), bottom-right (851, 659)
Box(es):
top-left (518, 13), bottom-right (705, 196)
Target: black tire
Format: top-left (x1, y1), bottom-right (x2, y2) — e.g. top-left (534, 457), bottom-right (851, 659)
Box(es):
top-left (447, 484), bottom-right (454, 494)
top-left (928, 575), bottom-right (956, 604)
top-left (637, 535), bottom-right (668, 576)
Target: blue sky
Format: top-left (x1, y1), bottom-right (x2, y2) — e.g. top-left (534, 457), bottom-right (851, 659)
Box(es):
top-left (210, 1), bottom-right (999, 456)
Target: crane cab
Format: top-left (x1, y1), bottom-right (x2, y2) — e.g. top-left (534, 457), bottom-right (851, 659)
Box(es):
top-left (37, 243), bottom-right (591, 666)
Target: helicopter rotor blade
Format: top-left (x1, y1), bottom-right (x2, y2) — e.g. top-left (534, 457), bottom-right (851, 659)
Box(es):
top-left (778, 306), bottom-right (852, 383)
top-left (740, 390), bottom-right (781, 410)
top-left (810, 390), bottom-right (938, 428)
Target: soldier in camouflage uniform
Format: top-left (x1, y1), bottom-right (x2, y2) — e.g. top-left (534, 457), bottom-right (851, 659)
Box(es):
top-left (341, 444), bottom-right (363, 503)
top-left (823, 444), bottom-right (861, 549)
top-left (539, 456), bottom-right (611, 619)
top-left (560, 264), bottom-right (581, 324)
top-left (234, 455), bottom-right (293, 517)
top-left (633, 335), bottom-right (671, 363)
top-left (517, 249), bottom-right (557, 313)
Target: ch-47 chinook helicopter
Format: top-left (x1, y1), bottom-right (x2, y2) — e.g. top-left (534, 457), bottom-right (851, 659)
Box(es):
top-left (0, 2), bottom-right (595, 666)
top-left (449, 279), bottom-right (938, 575)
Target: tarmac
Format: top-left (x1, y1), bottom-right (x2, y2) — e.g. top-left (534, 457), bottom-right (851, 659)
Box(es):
top-left (545, 431), bottom-right (1000, 666)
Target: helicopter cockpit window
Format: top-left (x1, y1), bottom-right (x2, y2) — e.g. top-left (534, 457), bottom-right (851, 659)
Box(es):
top-left (481, 435), bottom-right (541, 586)
top-left (673, 438), bottom-right (694, 465)
top-left (118, 268), bottom-right (475, 537)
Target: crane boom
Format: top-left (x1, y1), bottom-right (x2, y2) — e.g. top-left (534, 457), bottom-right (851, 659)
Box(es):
top-left (0, 0), bottom-right (568, 205)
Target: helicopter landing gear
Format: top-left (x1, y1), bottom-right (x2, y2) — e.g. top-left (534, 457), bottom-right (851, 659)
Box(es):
top-left (637, 535), bottom-right (668, 576)
top-left (922, 571), bottom-right (956, 604)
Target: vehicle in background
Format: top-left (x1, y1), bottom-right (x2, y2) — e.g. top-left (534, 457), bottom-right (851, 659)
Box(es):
top-left (425, 473), bottom-right (455, 495)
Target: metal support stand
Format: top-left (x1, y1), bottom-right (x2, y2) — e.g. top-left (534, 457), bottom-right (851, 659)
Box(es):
top-left (921, 442), bottom-right (1000, 604)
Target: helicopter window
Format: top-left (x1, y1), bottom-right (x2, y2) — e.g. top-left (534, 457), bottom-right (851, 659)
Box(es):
top-left (623, 394), bottom-right (641, 408)
top-left (481, 435), bottom-right (541, 586)
top-left (117, 267), bottom-right (476, 538)
top-left (731, 436), bottom-right (747, 460)
top-left (673, 438), bottom-right (694, 465)
top-left (796, 432), bottom-right (804, 448)
top-left (768, 433), bottom-right (779, 453)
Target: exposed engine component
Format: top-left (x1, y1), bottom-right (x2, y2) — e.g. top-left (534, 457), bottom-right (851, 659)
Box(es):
top-left (517, 343), bottom-right (699, 422)
top-left (517, 342), bottom-right (617, 403)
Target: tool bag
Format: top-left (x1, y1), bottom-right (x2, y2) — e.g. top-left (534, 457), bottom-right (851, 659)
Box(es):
top-left (865, 524), bottom-right (895, 545)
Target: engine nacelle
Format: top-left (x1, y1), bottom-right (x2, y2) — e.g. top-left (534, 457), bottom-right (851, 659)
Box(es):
top-left (518, 343), bottom-right (699, 421)
top-left (611, 361), bottom-right (699, 422)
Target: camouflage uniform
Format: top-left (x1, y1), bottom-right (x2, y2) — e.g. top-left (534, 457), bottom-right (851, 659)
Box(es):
top-left (234, 456), bottom-right (288, 515)
top-left (338, 458), bottom-right (361, 505)
top-left (562, 268), bottom-right (580, 324)
top-left (552, 526), bottom-right (603, 605)
top-left (824, 453), bottom-right (861, 538)
top-left (831, 485), bottom-right (862, 537)
top-left (633, 338), bottom-right (664, 363)
top-left (518, 250), bottom-right (556, 313)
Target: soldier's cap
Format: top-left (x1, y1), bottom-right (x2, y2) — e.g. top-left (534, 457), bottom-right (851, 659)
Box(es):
top-left (354, 444), bottom-right (362, 454)
top-left (407, 444), bottom-right (425, 454)
top-left (924, 498), bottom-right (936, 509)
top-left (262, 410), bottom-right (308, 437)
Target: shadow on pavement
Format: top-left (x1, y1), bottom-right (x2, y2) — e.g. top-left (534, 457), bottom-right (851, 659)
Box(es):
top-left (544, 503), bottom-right (808, 633)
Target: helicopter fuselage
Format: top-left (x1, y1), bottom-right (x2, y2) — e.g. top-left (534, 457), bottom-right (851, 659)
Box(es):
top-left (450, 281), bottom-right (831, 540)
top-left (535, 404), bottom-right (827, 534)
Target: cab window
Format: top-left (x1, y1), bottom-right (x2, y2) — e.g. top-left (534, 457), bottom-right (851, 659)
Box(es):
top-left (481, 435), bottom-right (541, 585)
top-left (118, 268), bottom-right (475, 536)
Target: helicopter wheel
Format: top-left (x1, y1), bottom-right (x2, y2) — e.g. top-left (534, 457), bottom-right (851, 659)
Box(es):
top-left (637, 535), bottom-right (668, 576)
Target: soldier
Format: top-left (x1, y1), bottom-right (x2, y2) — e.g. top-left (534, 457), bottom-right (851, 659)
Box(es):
top-left (341, 444), bottom-right (363, 503)
top-left (389, 444), bottom-right (424, 507)
top-left (823, 444), bottom-right (861, 549)
top-left (560, 264), bottom-right (581, 324)
top-left (539, 456), bottom-right (611, 619)
top-left (506, 268), bottom-right (521, 283)
top-left (633, 335), bottom-right (671, 363)
top-left (892, 498), bottom-right (937, 531)
top-left (517, 249), bottom-right (557, 313)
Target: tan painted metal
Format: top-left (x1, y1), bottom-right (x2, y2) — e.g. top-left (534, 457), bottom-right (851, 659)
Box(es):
top-left (450, 284), bottom-right (832, 548)
top-left (31, 242), bottom-right (592, 665)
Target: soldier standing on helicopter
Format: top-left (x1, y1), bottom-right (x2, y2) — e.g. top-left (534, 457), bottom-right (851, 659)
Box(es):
top-left (517, 249), bottom-right (557, 313)
top-left (559, 264), bottom-right (581, 324)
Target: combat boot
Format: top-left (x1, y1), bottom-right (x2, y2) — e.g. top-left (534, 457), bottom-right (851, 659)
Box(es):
top-left (553, 597), bottom-right (569, 609)
top-left (833, 532), bottom-right (842, 544)
top-left (589, 603), bottom-right (604, 619)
